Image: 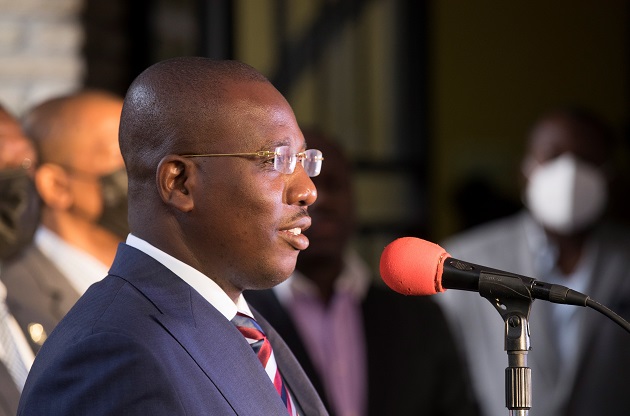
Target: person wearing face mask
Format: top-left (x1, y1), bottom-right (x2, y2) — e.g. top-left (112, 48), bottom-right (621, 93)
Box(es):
top-left (435, 107), bottom-right (630, 416)
top-left (0, 90), bottom-right (128, 355)
top-left (0, 104), bottom-right (40, 415)
top-left (0, 105), bottom-right (40, 263)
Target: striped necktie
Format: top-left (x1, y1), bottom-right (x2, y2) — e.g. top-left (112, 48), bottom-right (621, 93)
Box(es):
top-left (232, 312), bottom-right (295, 415)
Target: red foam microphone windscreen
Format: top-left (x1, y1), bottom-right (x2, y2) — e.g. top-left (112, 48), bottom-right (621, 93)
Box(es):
top-left (379, 237), bottom-right (451, 296)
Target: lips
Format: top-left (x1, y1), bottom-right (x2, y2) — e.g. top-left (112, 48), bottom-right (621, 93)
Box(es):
top-left (280, 216), bottom-right (311, 250)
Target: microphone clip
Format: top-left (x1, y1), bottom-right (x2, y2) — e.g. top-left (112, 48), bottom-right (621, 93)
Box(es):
top-left (479, 271), bottom-right (533, 413)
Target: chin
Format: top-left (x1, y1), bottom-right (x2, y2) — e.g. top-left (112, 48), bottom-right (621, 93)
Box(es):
top-left (254, 260), bottom-right (296, 289)
top-left (249, 274), bottom-right (291, 291)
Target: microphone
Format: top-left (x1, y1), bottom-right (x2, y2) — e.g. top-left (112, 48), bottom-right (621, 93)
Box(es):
top-left (381, 237), bottom-right (630, 414)
top-left (379, 236), bottom-right (589, 306)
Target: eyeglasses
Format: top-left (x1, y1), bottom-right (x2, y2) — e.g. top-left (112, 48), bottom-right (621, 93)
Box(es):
top-left (181, 146), bottom-right (324, 177)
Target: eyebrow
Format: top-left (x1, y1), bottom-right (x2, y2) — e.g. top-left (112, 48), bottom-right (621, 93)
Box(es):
top-left (261, 137), bottom-right (306, 151)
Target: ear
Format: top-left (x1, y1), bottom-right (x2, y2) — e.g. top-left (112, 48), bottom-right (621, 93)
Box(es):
top-left (156, 155), bottom-right (195, 212)
top-left (34, 163), bottom-right (73, 209)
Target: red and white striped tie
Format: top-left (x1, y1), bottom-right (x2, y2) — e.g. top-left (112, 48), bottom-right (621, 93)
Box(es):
top-left (232, 312), bottom-right (296, 415)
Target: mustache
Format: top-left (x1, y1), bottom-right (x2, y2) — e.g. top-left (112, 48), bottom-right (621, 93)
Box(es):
top-left (288, 207), bottom-right (310, 222)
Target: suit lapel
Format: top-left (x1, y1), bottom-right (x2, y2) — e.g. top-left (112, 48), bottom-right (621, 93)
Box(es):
top-left (109, 244), bottom-right (289, 415)
top-left (253, 307), bottom-right (327, 416)
top-left (26, 246), bottom-right (81, 319)
top-left (2, 245), bottom-right (80, 353)
top-left (243, 289), bottom-right (328, 405)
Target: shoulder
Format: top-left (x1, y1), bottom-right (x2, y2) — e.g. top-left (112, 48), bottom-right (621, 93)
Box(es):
top-left (19, 330), bottom-right (185, 415)
top-left (19, 274), bottom-right (195, 415)
top-left (1, 244), bottom-right (52, 280)
top-left (0, 244), bottom-right (68, 307)
top-left (1, 243), bottom-right (80, 308)
top-left (594, 220), bottom-right (630, 251)
top-left (441, 211), bottom-right (529, 259)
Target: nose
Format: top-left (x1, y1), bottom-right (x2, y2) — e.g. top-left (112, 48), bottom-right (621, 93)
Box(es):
top-left (286, 163), bottom-right (317, 206)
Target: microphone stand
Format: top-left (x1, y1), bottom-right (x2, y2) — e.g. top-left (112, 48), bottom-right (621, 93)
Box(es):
top-left (479, 272), bottom-right (533, 416)
top-left (437, 251), bottom-right (630, 414)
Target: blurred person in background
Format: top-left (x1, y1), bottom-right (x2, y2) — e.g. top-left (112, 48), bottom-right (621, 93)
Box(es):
top-left (0, 103), bottom-right (39, 414)
top-left (246, 128), bottom-right (480, 416)
top-left (0, 104), bottom-right (39, 263)
top-left (437, 107), bottom-right (630, 416)
top-left (1, 90), bottom-right (128, 355)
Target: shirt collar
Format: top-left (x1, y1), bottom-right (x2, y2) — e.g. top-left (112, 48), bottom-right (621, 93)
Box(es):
top-left (125, 234), bottom-right (252, 320)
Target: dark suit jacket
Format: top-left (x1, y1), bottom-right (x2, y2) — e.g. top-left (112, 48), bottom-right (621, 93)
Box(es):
top-left (0, 244), bottom-right (79, 414)
top-left (1, 244), bottom-right (80, 354)
top-left (17, 243), bottom-right (327, 415)
top-left (245, 284), bottom-right (480, 416)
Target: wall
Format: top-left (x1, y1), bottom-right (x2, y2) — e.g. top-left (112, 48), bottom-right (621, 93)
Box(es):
top-left (2, 0), bottom-right (628, 257)
top-left (0, 0), bottom-right (84, 116)
top-left (234, 0), bottom-right (422, 272)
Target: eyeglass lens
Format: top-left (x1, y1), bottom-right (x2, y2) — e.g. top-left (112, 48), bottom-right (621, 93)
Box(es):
top-left (273, 146), bottom-right (323, 177)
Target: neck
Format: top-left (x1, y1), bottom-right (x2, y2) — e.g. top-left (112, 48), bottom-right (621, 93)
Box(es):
top-left (42, 210), bottom-right (121, 266)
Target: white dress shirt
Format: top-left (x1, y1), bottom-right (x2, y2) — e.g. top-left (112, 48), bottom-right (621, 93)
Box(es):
top-left (125, 234), bottom-right (253, 321)
top-left (0, 281), bottom-right (34, 390)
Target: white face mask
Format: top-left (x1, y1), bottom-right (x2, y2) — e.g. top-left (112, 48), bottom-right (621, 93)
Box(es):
top-left (524, 153), bottom-right (607, 234)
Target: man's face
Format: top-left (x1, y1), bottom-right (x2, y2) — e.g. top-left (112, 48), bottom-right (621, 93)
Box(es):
top-left (186, 82), bottom-right (317, 295)
top-left (524, 117), bottom-right (609, 171)
top-left (521, 115), bottom-right (611, 235)
top-left (63, 99), bottom-right (125, 227)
